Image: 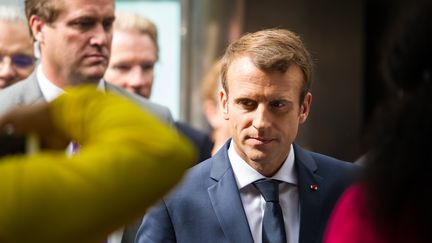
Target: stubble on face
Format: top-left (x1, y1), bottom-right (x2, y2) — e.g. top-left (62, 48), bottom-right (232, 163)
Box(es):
top-left (223, 55), bottom-right (308, 176)
top-left (41, 0), bottom-right (114, 87)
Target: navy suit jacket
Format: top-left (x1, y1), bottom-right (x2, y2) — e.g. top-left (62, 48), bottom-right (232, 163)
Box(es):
top-left (136, 141), bottom-right (360, 243)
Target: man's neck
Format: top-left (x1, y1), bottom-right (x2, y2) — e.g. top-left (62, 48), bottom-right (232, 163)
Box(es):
top-left (41, 61), bottom-right (68, 89)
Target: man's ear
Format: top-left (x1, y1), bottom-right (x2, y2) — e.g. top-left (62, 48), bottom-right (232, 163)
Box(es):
top-left (29, 15), bottom-right (46, 43)
top-left (220, 90), bottom-right (229, 120)
top-left (299, 92), bottom-right (312, 123)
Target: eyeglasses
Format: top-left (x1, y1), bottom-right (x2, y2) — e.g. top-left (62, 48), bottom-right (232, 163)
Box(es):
top-left (0, 54), bottom-right (35, 69)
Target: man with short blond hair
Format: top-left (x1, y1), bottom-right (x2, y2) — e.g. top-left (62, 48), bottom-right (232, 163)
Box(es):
top-left (105, 11), bottom-right (212, 168)
top-left (104, 11), bottom-right (158, 98)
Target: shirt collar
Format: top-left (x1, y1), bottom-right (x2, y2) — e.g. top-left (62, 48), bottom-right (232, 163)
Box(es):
top-left (228, 140), bottom-right (298, 190)
top-left (37, 64), bottom-right (106, 102)
top-left (37, 64), bottom-right (64, 102)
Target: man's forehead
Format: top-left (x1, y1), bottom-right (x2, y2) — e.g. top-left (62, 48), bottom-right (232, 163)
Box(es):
top-left (55, 0), bottom-right (114, 19)
top-left (0, 22), bottom-right (33, 54)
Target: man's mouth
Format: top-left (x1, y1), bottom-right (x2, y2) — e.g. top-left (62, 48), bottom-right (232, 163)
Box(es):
top-left (246, 136), bottom-right (274, 145)
top-left (84, 53), bottom-right (107, 62)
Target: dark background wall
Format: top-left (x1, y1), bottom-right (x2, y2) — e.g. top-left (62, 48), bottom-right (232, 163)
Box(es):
top-left (242, 0), bottom-right (364, 161)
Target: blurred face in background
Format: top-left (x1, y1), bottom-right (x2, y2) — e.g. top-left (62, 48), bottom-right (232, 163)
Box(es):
top-left (0, 20), bottom-right (35, 89)
top-left (105, 30), bottom-right (157, 98)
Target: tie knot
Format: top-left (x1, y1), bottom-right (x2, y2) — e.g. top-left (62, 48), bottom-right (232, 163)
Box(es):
top-left (253, 179), bottom-right (281, 202)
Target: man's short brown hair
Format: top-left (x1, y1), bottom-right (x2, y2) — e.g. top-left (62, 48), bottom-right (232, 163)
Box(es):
top-left (25, 0), bottom-right (62, 24)
top-left (220, 28), bottom-right (313, 103)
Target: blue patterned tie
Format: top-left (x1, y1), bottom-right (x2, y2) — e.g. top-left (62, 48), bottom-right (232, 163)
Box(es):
top-left (253, 179), bottom-right (287, 243)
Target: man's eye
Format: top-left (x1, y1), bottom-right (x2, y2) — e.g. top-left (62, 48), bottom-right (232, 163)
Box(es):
top-left (73, 20), bottom-right (94, 30)
top-left (103, 20), bottom-right (114, 31)
top-left (270, 101), bottom-right (285, 108)
top-left (113, 65), bottom-right (131, 72)
top-left (141, 63), bottom-right (155, 71)
top-left (238, 99), bottom-right (256, 109)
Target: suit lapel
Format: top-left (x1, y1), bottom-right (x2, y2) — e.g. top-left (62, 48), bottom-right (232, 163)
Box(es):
top-left (22, 72), bottom-right (45, 104)
top-left (208, 141), bottom-right (254, 243)
top-left (207, 142), bottom-right (328, 243)
top-left (294, 144), bottom-right (326, 243)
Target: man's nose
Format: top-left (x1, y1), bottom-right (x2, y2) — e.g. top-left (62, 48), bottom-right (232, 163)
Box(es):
top-left (252, 105), bottom-right (271, 130)
top-left (128, 68), bottom-right (152, 87)
top-left (90, 24), bottom-right (111, 46)
top-left (0, 59), bottom-right (18, 85)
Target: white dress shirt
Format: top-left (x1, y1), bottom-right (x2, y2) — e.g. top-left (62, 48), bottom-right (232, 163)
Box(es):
top-left (228, 141), bottom-right (300, 243)
top-left (36, 64), bottom-right (64, 102)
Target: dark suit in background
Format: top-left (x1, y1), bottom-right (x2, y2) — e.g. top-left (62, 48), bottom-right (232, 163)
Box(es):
top-left (175, 121), bottom-right (213, 163)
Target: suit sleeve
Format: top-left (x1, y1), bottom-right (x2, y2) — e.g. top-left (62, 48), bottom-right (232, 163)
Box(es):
top-left (0, 86), bottom-right (195, 243)
top-left (136, 200), bottom-right (177, 243)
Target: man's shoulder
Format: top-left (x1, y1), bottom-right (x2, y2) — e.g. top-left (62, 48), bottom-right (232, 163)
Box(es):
top-left (175, 121), bottom-right (213, 162)
top-left (301, 149), bottom-right (362, 192)
top-left (0, 75), bottom-right (41, 116)
top-left (105, 82), bottom-right (173, 124)
top-left (0, 78), bottom-right (29, 96)
top-left (163, 157), bottom-right (216, 201)
top-left (295, 144), bottom-right (361, 182)
top-left (296, 145), bottom-right (357, 169)
top-left (310, 151), bottom-right (355, 167)
top-left (179, 157), bottom-right (214, 184)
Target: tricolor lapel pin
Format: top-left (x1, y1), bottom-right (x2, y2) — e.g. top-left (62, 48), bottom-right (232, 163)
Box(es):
top-left (310, 184), bottom-right (318, 191)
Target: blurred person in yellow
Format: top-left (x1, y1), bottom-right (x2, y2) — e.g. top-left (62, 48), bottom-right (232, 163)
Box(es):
top-left (0, 85), bottom-right (195, 243)
top-left (0, 5), bottom-right (35, 89)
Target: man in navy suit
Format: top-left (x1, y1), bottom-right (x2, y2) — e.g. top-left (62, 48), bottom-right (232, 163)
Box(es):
top-left (136, 28), bottom-right (359, 243)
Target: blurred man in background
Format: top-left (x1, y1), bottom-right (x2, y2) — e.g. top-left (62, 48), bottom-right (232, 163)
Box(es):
top-left (200, 59), bottom-right (231, 155)
top-left (105, 11), bottom-right (212, 164)
top-left (104, 11), bottom-right (157, 98)
top-left (0, 5), bottom-right (35, 89)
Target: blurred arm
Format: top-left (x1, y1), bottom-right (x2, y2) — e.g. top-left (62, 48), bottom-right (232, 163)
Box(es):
top-left (0, 86), bottom-right (195, 243)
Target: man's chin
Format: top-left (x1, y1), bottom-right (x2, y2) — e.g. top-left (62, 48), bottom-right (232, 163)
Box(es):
top-left (84, 66), bottom-right (107, 77)
top-left (245, 149), bottom-right (270, 163)
top-left (72, 68), bottom-right (106, 84)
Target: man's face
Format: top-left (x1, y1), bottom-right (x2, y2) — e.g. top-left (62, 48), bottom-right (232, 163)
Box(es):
top-left (221, 55), bottom-right (311, 176)
top-left (36, 0), bottom-right (115, 86)
top-left (105, 30), bottom-right (157, 98)
top-left (0, 21), bottom-right (35, 89)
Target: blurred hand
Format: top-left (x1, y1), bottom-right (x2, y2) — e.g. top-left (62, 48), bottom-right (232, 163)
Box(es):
top-left (0, 102), bottom-right (69, 150)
